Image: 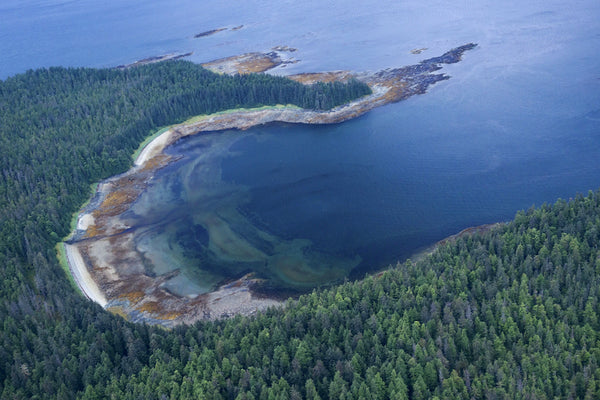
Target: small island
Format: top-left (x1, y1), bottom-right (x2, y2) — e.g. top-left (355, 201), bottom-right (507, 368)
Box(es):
top-left (194, 27), bottom-right (228, 38)
top-left (63, 44), bottom-right (477, 326)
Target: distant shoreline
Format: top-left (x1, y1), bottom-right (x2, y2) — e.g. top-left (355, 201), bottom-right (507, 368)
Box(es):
top-left (64, 43), bottom-right (478, 326)
top-left (115, 52), bottom-right (193, 69)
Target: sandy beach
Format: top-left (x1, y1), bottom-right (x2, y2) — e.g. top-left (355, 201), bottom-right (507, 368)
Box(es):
top-left (135, 129), bottom-right (174, 167)
top-left (64, 243), bottom-right (107, 307)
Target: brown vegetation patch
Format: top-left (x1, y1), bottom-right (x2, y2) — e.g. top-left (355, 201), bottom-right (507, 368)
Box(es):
top-left (84, 223), bottom-right (102, 239)
top-left (95, 186), bottom-right (139, 217)
top-left (380, 81), bottom-right (409, 103)
top-left (240, 58), bottom-right (280, 74)
top-left (202, 53), bottom-right (282, 75)
top-left (137, 301), bottom-right (161, 314)
top-left (120, 290), bottom-right (146, 304)
top-left (140, 153), bottom-right (172, 172)
top-left (136, 300), bottom-right (181, 320)
top-left (84, 217), bottom-right (126, 239)
top-left (112, 275), bottom-right (152, 298)
top-left (135, 295), bottom-right (185, 321)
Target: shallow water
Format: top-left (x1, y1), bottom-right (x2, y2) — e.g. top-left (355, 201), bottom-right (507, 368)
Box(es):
top-left (3, 0), bottom-right (599, 294)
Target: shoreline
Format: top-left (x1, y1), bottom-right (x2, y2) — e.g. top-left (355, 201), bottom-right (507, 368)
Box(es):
top-left (408, 222), bottom-right (505, 264)
top-left (64, 243), bottom-right (108, 307)
top-left (63, 43), bottom-right (477, 326)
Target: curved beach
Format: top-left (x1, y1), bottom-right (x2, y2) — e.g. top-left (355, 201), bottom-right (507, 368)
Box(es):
top-left (64, 243), bottom-right (108, 307)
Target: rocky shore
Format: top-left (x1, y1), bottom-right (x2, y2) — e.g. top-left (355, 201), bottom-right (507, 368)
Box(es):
top-left (116, 52), bottom-right (193, 69)
top-left (194, 28), bottom-right (227, 38)
top-left (64, 44), bottom-right (477, 326)
top-left (409, 222), bottom-right (505, 264)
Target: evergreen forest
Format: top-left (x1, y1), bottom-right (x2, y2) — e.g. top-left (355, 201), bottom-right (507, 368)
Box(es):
top-left (0, 61), bottom-right (599, 399)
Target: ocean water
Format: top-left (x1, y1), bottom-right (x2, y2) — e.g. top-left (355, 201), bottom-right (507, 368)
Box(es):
top-left (4, 0), bottom-right (599, 294)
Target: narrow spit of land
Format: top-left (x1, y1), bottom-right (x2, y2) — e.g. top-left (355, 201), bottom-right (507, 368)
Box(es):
top-left (64, 44), bottom-right (477, 326)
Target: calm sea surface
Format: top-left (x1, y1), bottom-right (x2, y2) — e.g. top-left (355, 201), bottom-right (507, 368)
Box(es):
top-left (3, 0), bottom-right (600, 294)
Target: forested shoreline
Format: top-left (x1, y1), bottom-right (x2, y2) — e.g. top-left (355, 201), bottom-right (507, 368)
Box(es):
top-left (1, 62), bottom-right (599, 398)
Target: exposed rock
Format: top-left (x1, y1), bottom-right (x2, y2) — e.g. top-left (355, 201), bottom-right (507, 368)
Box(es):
top-left (115, 52), bottom-right (193, 69)
top-left (194, 27), bottom-right (227, 38)
top-left (201, 52), bottom-right (283, 74)
top-left (272, 45), bottom-right (297, 52)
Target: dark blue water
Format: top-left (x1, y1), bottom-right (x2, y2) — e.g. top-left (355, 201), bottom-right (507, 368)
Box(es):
top-left (3, 0), bottom-right (599, 294)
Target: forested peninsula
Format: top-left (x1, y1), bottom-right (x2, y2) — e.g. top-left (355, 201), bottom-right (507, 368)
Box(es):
top-left (1, 45), bottom-right (599, 399)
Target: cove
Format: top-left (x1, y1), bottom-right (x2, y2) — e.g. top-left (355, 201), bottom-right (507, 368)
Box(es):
top-left (64, 44), bottom-right (494, 324)
top-left (129, 85), bottom-right (600, 300)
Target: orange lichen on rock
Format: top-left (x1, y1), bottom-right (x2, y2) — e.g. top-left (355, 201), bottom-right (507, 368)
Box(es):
top-left (134, 298), bottom-right (185, 321)
top-left (379, 81), bottom-right (409, 102)
top-left (84, 223), bottom-right (102, 239)
top-left (137, 301), bottom-right (162, 314)
top-left (140, 153), bottom-right (172, 172)
top-left (119, 290), bottom-right (146, 304)
top-left (96, 188), bottom-right (138, 216)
